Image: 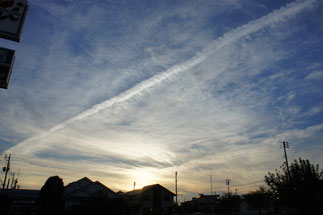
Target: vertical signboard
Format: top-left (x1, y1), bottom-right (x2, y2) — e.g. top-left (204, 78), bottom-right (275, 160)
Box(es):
top-left (0, 0), bottom-right (14, 8)
top-left (0, 47), bottom-right (15, 89)
top-left (0, 0), bottom-right (28, 42)
top-left (0, 0), bottom-right (28, 89)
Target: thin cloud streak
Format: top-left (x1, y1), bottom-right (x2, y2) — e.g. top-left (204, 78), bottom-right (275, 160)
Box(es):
top-left (6, 0), bottom-right (317, 156)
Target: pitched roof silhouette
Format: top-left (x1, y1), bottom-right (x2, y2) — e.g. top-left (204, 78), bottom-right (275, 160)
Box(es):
top-left (64, 177), bottom-right (93, 196)
top-left (64, 177), bottom-right (116, 198)
top-left (124, 184), bottom-right (175, 196)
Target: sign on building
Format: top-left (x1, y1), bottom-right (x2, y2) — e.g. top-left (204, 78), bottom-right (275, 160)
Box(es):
top-left (0, 0), bottom-right (14, 8)
top-left (0, 0), bottom-right (28, 42)
top-left (0, 47), bottom-right (15, 89)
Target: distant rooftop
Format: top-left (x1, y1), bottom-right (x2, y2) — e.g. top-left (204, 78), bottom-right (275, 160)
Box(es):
top-left (123, 184), bottom-right (175, 196)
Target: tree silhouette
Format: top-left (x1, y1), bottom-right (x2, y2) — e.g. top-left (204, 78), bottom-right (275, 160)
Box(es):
top-left (265, 158), bottom-right (323, 215)
top-left (243, 186), bottom-right (272, 215)
top-left (38, 175), bottom-right (64, 215)
top-left (218, 192), bottom-right (241, 215)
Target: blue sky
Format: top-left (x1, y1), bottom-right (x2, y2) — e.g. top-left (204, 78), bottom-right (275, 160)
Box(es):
top-left (1, 0), bottom-right (323, 200)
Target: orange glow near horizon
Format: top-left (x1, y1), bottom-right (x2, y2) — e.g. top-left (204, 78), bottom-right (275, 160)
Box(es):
top-left (129, 168), bottom-right (158, 190)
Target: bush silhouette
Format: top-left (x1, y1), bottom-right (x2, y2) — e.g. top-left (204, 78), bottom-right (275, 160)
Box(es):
top-left (265, 158), bottom-right (323, 215)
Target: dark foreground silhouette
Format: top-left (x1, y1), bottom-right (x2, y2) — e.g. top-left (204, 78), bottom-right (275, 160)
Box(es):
top-left (1, 157), bottom-right (322, 215)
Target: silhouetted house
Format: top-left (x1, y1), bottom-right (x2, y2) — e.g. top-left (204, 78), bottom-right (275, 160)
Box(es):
top-left (64, 177), bottom-right (123, 215)
top-left (180, 194), bottom-right (219, 214)
top-left (123, 184), bottom-right (175, 215)
top-left (0, 189), bottom-right (39, 215)
top-left (240, 200), bottom-right (273, 215)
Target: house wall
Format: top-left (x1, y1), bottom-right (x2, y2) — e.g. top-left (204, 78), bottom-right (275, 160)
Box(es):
top-left (0, 190), bottom-right (39, 215)
top-left (141, 187), bottom-right (174, 215)
top-left (240, 201), bottom-right (272, 215)
top-left (124, 185), bottom-right (175, 215)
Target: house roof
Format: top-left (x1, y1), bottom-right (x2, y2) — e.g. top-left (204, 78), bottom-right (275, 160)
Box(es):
top-left (195, 194), bottom-right (220, 199)
top-left (64, 177), bottom-right (116, 198)
top-left (64, 177), bottom-right (93, 196)
top-left (123, 184), bottom-right (175, 196)
top-left (193, 194), bottom-right (219, 203)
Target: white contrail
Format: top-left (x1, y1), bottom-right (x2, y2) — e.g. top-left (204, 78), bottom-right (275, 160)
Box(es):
top-left (7, 0), bottom-right (316, 155)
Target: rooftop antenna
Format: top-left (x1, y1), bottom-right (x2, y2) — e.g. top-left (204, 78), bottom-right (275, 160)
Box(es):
top-left (225, 179), bottom-right (231, 192)
top-left (10, 172), bottom-right (15, 189)
top-left (14, 170), bottom-right (20, 189)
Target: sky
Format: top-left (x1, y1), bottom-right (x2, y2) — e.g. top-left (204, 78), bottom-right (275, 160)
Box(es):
top-left (1, 0), bottom-right (323, 201)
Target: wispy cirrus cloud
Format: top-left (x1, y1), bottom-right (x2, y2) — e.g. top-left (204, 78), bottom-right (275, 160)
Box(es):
top-left (7, 0), bottom-right (317, 154)
top-left (1, 0), bottom-right (323, 197)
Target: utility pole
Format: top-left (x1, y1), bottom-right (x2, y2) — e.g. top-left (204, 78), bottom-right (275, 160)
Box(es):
top-left (210, 173), bottom-right (215, 215)
top-left (210, 173), bottom-right (213, 195)
top-left (282, 141), bottom-right (291, 179)
top-left (225, 179), bottom-right (231, 192)
top-left (2, 154), bottom-right (11, 189)
top-left (133, 182), bottom-right (136, 190)
top-left (175, 171), bottom-right (178, 205)
top-left (6, 178), bottom-right (10, 189)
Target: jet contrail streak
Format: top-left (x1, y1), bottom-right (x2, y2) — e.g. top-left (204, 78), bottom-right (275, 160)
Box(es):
top-left (7, 0), bottom-right (316, 155)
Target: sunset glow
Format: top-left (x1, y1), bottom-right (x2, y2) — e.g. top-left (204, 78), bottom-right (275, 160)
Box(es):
top-left (1, 0), bottom-right (323, 201)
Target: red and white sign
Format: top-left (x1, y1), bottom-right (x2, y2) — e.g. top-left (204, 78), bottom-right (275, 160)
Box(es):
top-left (0, 0), bottom-right (28, 42)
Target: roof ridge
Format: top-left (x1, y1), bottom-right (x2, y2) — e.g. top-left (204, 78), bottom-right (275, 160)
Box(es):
top-left (65, 177), bottom-right (93, 187)
top-left (93, 181), bottom-right (116, 194)
top-left (64, 177), bottom-right (94, 196)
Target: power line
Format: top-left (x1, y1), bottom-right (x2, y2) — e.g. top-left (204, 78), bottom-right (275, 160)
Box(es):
top-left (212, 180), bottom-right (264, 191)
top-left (288, 134), bottom-right (323, 144)
top-left (179, 180), bottom-right (266, 198)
